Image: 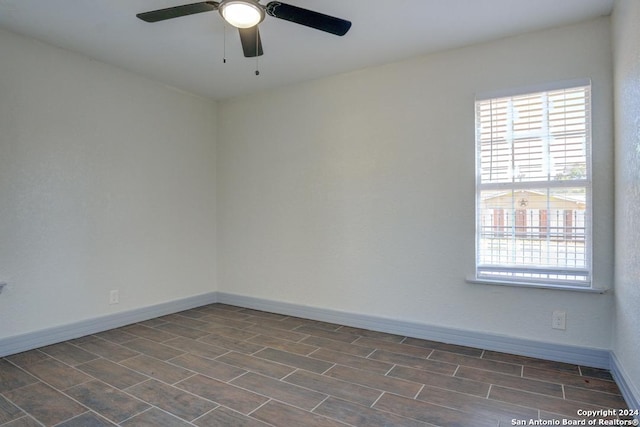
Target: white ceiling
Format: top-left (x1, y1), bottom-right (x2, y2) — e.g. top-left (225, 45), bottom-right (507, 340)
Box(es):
top-left (0, 0), bottom-right (614, 100)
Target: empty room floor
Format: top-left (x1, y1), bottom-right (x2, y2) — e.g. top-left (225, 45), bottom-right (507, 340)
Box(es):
top-left (0, 304), bottom-right (630, 427)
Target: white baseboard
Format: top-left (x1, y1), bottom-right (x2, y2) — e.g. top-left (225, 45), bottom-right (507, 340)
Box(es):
top-left (610, 352), bottom-right (640, 413)
top-left (218, 293), bottom-right (640, 410)
top-left (2, 290), bottom-right (636, 413)
top-left (0, 291), bottom-right (611, 368)
top-left (0, 292), bottom-right (217, 358)
top-left (217, 292), bottom-right (611, 369)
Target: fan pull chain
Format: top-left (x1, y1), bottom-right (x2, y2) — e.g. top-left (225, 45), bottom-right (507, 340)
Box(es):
top-left (255, 27), bottom-right (260, 76)
top-left (223, 25), bottom-right (227, 63)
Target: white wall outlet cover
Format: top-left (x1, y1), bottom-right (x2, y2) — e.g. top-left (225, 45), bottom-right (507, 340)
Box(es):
top-left (109, 290), bottom-right (119, 305)
top-left (552, 310), bottom-right (567, 330)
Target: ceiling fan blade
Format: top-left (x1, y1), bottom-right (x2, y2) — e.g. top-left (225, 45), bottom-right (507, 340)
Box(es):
top-left (265, 2), bottom-right (351, 36)
top-left (238, 26), bottom-right (264, 57)
top-left (137, 1), bottom-right (219, 23)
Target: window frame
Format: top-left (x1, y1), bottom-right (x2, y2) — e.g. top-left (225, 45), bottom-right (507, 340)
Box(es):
top-left (471, 79), bottom-right (596, 291)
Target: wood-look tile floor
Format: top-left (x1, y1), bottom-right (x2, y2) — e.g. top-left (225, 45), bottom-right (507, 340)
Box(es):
top-left (0, 304), bottom-right (630, 427)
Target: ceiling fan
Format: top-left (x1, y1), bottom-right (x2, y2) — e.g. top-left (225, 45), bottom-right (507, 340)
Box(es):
top-left (136, 0), bottom-right (352, 58)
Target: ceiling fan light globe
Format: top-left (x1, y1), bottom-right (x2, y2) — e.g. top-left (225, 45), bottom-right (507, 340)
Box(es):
top-left (219, 0), bottom-right (264, 28)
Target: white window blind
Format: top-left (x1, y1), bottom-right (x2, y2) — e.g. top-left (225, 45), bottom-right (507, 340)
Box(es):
top-left (474, 82), bottom-right (592, 287)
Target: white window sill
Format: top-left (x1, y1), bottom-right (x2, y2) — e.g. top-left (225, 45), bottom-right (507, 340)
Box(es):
top-left (466, 275), bottom-right (608, 294)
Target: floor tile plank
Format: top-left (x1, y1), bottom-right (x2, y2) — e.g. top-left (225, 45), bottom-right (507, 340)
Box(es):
top-left (455, 365), bottom-right (563, 397)
top-left (163, 336), bottom-right (228, 360)
top-left (354, 337), bottom-right (432, 358)
top-left (121, 338), bottom-right (185, 361)
top-left (564, 385), bottom-right (628, 408)
top-left (73, 338), bottom-right (140, 362)
top-left (55, 411), bottom-right (117, 426)
top-left (119, 408), bottom-right (192, 426)
top-left (251, 400), bottom-right (350, 427)
top-left (193, 406), bottom-right (270, 427)
top-left (0, 304), bottom-right (628, 427)
top-left (0, 394), bottom-right (25, 424)
top-left (77, 358), bottom-right (146, 390)
top-left (231, 372), bottom-right (327, 410)
top-left (176, 374), bottom-right (269, 415)
top-left (579, 366), bottom-right (615, 381)
top-left (5, 350), bottom-right (50, 367)
top-left (66, 380), bottom-right (150, 424)
top-left (1, 416), bottom-right (44, 427)
top-left (374, 392), bottom-right (498, 427)
top-left (310, 348), bottom-right (393, 375)
top-left (169, 353), bottom-right (246, 382)
top-left (5, 382), bottom-right (88, 426)
top-left (402, 338), bottom-right (484, 357)
top-left (0, 359), bottom-right (39, 393)
top-left (294, 325), bottom-right (361, 344)
top-left (389, 365), bottom-right (491, 397)
top-left (39, 342), bottom-right (99, 366)
top-left (488, 385), bottom-right (603, 418)
top-left (253, 348), bottom-right (334, 374)
top-left (216, 351), bottom-right (295, 379)
top-left (153, 322), bottom-right (210, 340)
top-left (283, 370), bottom-right (382, 407)
top-left (123, 325), bottom-right (176, 343)
top-left (126, 379), bottom-right (216, 422)
top-left (314, 396), bottom-right (434, 427)
top-left (482, 351), bottom-right (580, 374)
top-left (198, 332), bottom-right (265, 354)
top-left (430, 350), bottom-right (522, 376)
top-left (370, 349), bottom-right (457, 375)
top-left (120, 355), bottom-right (193, 384)
top-left (325, 365), bottom-right (423, 398)
top-left (19, 358), bottom-right (92, 390)
top-left (248, 334), bottom-right (318, 355)
top-left (301, 336), bottom-right (374, 357)
top-left (416, 384), bottom-right (538, 423)
top-left (523, 366), bottom-right (622, 395)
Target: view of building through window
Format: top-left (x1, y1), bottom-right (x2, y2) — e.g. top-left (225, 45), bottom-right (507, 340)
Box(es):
top-left (475, 83), bottom-right (591, 286)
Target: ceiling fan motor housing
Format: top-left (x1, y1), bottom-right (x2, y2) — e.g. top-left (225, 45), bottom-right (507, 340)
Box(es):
top-left (219, 0), bottom-right (265, 28)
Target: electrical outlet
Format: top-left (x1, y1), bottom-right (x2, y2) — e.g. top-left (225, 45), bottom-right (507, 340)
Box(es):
top-left (552, 310), bottom-right (566, 330)
top-left (109, 289), bottom-right (119, 305)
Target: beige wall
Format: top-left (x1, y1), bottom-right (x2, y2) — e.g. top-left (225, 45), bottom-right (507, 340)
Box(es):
top-left (0, 29), bottom-right (218, 338)
top-left (217, 17), bottom-right (614, 348)
top-left (612, 0), bottom-right (640, 405)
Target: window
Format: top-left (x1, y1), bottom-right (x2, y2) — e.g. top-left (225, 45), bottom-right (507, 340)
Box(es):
top-left (474, 81), bottom-right (592, 288)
